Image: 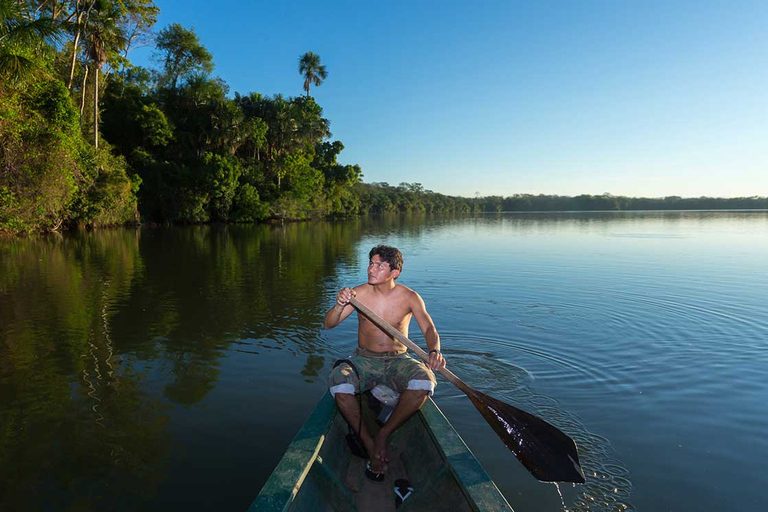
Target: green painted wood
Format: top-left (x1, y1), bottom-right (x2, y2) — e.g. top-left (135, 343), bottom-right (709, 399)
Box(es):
top-left (248, 392), bottom-right (337, 512)
top-left (293, 456), bottom-right (357, 512)
top-left (419, 399), bottom-right (514, 511)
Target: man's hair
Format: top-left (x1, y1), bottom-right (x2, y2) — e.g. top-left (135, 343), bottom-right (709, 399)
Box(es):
top-left (369, 245), bottom-right (403, 273)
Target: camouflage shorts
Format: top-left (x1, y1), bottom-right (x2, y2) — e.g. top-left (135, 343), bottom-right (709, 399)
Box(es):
top-left (328, 347), bottom-right (436, 396)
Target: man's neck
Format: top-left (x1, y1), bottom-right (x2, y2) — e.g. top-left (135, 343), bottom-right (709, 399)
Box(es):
top-left (370, 281), bottom-right (397, 295)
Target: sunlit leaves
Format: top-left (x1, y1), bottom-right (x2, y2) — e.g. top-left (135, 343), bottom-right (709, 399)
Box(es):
top-left (0, 0), bottom-right (61, 81)
top-left (154, 23), bottom-right (213, 90)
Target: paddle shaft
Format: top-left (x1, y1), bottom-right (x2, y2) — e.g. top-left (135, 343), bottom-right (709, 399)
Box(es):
top-left (349, 297), bottom-right (471, 394)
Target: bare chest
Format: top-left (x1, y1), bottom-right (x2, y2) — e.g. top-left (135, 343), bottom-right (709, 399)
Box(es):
top-left (356, 299), bottom-right (412, 338)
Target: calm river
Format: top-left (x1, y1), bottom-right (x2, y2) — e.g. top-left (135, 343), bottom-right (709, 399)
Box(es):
top-left (1, 211), bottom-right (767, 511)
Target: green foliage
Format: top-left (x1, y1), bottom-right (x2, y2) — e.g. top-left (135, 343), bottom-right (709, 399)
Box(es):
top-left (498, 193), bottom-right (768, 211)
top-left (154, 23), bottom-right (214, 90)
top-left (353, 188), bottom-right (768, 215)
top-left (271, 195), bottom-right (323, 220)
top-left (100, 66), bottom-right (156, 151)
top-left (136, 104), bottom-right (173, 147)
top-left (280, 152), bottom-right (324, 199)
top-left (311, 141), bottom-right (362, 217)
top-left (71, 144), bottom-right (139, 227)
top-left (1, 78), bottom-right (82, 232)
top-left (292, 96), bottom-right (331, 145)
top-left (176, 188), bottom-right (209, 223)
top-left (0, 186), bottom-right (26, 231)
top-left (99, 52), bottom-right (349, 224)
top-left (201, 152), bottom-right (240, 221)
top-left (231, 183), bottom-right (268, 222)
top-left (0, 0), bottom-right (62, 82)
top-left (1, 72), bottom-right (138, 234)
top-left (242, 117), bottom-right (268, 155)
top-left (25, 79), bottom-right (78, 130)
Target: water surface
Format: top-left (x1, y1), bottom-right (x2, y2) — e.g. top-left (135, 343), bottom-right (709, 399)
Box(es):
top-left (1, 212), bottom-right (767, 511)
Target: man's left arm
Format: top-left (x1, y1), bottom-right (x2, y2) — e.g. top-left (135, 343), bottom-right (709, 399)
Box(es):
top-left (410, 292), bottom-right (446, 370)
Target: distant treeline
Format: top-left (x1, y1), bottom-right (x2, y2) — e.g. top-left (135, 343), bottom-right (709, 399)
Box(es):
top-left (357, 184), bottom-right (768, 213)
top-left (1, 1), bottom-right (764, 235)
top-left (492, 194), bottom-right (768, 211)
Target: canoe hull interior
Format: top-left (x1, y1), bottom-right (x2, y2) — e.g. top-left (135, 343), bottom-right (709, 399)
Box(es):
top-left (250, 392), bottom-right (513, 512)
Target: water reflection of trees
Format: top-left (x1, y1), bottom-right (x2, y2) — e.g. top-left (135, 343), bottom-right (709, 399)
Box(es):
top-left (0, 231), bottom-right (169, 510)
top-left (1, 221), bottom-right (366, 508)
top-left (108, 222), bottom-right (364, 405)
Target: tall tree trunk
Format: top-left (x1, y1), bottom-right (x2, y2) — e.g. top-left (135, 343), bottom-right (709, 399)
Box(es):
top-left (94, 65), bottom-right (99, 148)
top-left (68, 1), bottom-right (97, 90)
top-left (80, 65), bottom-right (89, 119)
top-left (67, 28), bottom-right (81, 90)
top-left (68, 3), bottom-right (85, 90)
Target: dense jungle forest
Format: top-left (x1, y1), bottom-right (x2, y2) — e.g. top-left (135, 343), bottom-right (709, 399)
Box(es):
top-left (1, 0), bottom-right (765, 235)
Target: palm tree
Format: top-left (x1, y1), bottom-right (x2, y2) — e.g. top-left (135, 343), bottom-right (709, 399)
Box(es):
top-left (0, 0), bottom-right (62, 82)
top-left (298, 51), bottom-right (327, 98)
top-left (87, 6), bottom-right (126, 148)
top-left (66, 0), bottom-right (98, 90)
top-left (88, 29), bottom-right (107, 148)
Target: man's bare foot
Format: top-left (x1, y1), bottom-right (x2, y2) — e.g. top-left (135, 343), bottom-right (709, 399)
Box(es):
top-left (362, 437), bottom-right (386, 473)
top-left (372, 431), bottom-right (390, 473)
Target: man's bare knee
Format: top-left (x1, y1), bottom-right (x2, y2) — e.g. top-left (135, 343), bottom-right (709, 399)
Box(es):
top-left (403, 389), bottom-right (429, 400)
top-left (334, 392), bottom-right (358, 411)
top-left (335, 392), bottom-right (356, 404)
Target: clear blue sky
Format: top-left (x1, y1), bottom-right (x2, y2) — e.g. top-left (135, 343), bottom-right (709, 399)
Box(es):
top-left (132, 0), bottom-right (767, 198)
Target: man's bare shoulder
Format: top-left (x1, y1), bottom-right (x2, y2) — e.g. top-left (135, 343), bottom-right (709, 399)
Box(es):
top-left (393, 283), bottom-right (415, 295)
top-left (393, 284), bottom-right (422, 304)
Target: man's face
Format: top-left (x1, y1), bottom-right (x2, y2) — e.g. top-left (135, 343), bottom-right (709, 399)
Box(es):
top-left (368, 254), bottom-right (398, 284)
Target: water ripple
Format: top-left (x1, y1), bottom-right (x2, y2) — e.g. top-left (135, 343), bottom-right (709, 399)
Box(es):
top-left (442, 333), bottom-right (626, 394)
top-left (441, 350), bottom-right (635, 512)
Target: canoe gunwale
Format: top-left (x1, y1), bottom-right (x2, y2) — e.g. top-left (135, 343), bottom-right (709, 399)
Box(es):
top-left (248, 392), bottom-right (337, 511)
top-left (417, 398), bottom-right (514, 511)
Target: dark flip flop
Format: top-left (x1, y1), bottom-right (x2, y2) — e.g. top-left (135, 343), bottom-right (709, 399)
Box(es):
top-left (394, 478), bottom-right (413, 508)
top-left (365, 461), bottom-right (385, 483)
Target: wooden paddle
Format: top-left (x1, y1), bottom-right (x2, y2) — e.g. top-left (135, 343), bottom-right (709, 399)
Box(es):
top-left (350, 296), bottom-right (586, 484)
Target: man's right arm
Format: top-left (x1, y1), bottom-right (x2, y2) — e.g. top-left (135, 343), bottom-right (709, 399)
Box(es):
top-left (323, 287), bottom-right (356, 329)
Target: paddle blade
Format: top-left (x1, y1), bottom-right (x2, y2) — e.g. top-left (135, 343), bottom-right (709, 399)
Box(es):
top-left (466, 389), bottom-right (586, 483)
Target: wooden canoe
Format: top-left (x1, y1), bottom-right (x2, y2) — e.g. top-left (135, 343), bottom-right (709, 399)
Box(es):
top-left (249, 391), bottom-right (514, 511)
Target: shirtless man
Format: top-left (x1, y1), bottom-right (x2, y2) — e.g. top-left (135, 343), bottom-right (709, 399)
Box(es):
top-left (324, 245), bottom-right (446, 477)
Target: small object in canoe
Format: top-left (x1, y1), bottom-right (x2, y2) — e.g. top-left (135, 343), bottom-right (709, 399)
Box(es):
top-left (365, 461), bottom-right (385, 483)
top-left (394, 478), bottom-right (413, 508)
